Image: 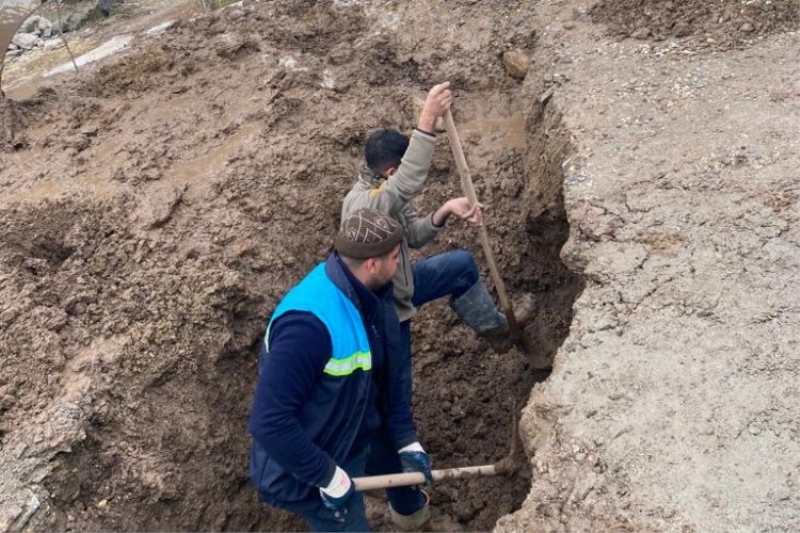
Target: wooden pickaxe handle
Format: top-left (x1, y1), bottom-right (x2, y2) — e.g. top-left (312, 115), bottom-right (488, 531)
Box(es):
top-left (353, 464), bottom-right (498, 491)
top-left (442, 110), bottom-right (524, 341)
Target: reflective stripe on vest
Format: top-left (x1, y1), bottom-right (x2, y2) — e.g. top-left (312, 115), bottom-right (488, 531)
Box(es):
top-left (323, 350), bottom-right (372, 376)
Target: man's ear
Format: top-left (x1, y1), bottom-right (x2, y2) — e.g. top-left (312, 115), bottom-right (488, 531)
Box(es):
top-left (384, 166), bottom-right (398, 178)
top-left (365, 258), bottom-right (378, 273)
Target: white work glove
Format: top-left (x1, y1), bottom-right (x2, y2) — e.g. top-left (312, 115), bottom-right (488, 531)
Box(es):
top-left (319, 465), bottom-right (354, 511)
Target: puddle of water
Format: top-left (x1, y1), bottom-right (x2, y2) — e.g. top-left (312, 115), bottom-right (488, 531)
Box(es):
top-left (164, 122), bottom-right (261, 197)
top-left (462, 116), bottom-right (527, 149)
top-left (44, 33), bottom-right (133, 77)
top-left (0, 170), bottom-right (118, 204)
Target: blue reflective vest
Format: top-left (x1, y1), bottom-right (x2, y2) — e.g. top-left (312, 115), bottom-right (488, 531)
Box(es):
top-left (270, 263), bottom-right (372, 377)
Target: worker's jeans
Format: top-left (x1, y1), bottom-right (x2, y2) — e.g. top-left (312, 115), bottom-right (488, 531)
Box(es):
top-left (398, 249), bottom-right (479, 400)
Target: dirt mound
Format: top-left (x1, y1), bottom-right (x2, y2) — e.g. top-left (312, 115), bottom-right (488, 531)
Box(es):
top-left (497, 0), bottom-right (800, 531)
top-left (84, 51), bottom-right (176, 98)
top-left (590, 0), bottom-right (799, 49)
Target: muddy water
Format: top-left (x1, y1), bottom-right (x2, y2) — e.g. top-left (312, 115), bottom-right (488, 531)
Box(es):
top-left (462, 116), bottom-right (527, 150)
top-left (165, 122), bottom-right (261, 200)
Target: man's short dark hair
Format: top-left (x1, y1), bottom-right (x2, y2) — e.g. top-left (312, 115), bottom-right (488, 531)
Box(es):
top-left (365, 129), bottom-right (409, 176)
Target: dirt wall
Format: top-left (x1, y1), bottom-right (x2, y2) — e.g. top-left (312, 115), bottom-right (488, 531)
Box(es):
top-left (497, 0), bottom-right (800, 532)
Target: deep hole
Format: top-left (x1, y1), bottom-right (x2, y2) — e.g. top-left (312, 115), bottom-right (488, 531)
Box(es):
top-left (33, 109), bottom-right (584, 533)
top-left (234, 104), bottom-right (583, 531)
top-left (518, 201), bottom-right (586, 364)
top-left (406, 150), bottom-right (584, 529)
top-left (17, 6), bottom-right (586, 528)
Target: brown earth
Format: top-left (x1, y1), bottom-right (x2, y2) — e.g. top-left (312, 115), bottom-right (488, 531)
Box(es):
top-left (1, 0), bottom-right (574, 531)
top-left (1, 0), bottom-right (798, 532)
top-left (498, 0), bottom-right (800, 532)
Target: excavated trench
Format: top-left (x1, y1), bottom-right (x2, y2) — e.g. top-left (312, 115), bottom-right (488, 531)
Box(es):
top-left (0, 2), bottom-right (586, 532)
top-left (402, 102), bottom-right (586, 531)
top-left (22, 103), bottom-right (584, 533)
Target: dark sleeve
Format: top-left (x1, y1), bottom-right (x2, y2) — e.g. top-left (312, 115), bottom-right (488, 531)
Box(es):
top-left (247, 312), bottom-right (338, 488)
top-left (379, 302), bottom-right (420, 449)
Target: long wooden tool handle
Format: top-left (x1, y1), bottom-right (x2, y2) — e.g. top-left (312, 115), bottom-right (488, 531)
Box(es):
top-left (442, 110), bottom-right (521, 336)
top-left (353, 464), bottom-right (498, 492)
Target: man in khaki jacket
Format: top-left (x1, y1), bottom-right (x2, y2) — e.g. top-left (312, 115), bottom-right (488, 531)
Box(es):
top-left (341, 82), bottom-right (529, 529)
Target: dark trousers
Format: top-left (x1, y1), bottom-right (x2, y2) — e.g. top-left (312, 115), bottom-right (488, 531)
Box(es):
top-left (290, 439), bottom-right (426, 532)
top-left (398, 249), bottom-right (479, 401)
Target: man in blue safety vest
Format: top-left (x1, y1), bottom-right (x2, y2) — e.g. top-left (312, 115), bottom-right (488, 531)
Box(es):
top-left (249, 208), bottom-right (433, 532)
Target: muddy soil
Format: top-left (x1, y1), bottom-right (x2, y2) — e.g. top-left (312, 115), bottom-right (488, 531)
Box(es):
top-left (1, 0), bottom-right (578, 531)
top-left (2, 0), bottom-right (798, 531)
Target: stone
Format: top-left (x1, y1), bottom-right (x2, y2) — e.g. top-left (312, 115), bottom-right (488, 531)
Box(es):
top-left (63, 10), bottom-right (91, 33)
top-left (503, 49), bottom-right (530, 80)
top-left (674, 21), bottom-right (692, 37)
top-left (134, 182), bottom-right (187, 230)
top-left (22, 15), bottom-right (54, 39)
top-left (44, 39), bottom-right (65, 52)
top-left (11, 33), bottom-right (41, 50)
top-left (740, 22), bottom-right (754, 33)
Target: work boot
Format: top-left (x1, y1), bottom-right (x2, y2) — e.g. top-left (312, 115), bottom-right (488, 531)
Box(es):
top-left (477, 325), bottom-right (515, 354)
top-left (481, 292), bottom-right (538, 353)
top-left (450, 281), bottom-right (536, 354)
top-left (389, 490), bottom-right (431, 532)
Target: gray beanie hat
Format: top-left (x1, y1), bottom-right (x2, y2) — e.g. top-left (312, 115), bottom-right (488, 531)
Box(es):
top-left (335, 208), bottom-right (403, 259)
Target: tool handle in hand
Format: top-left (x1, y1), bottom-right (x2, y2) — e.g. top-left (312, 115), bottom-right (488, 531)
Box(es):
top-left (353, 464), bottom-right (498, 492)
top-left (442, 110), bottom-right (515, 320)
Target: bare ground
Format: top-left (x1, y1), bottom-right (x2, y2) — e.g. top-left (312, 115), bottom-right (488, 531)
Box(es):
top-left (0, 0), bottom-right (798, 532)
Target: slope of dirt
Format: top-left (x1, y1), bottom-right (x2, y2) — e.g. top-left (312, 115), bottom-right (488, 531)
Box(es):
top-left (0, 1), bottom-right (579, 531)
top-left (496, 0), bottom-right (800, 532)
